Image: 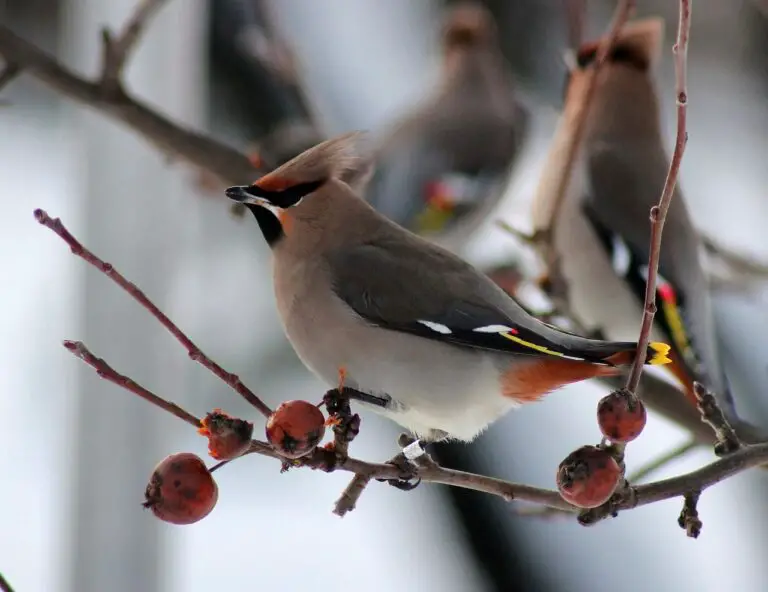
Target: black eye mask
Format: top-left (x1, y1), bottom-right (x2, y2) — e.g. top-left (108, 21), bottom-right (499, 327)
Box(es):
top-left (243, 178), bottom-right (327, 208)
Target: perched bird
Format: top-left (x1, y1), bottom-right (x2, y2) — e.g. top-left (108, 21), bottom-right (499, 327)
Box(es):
top-left (531, 18), bottom-right (763, 440)
top-left (365, 1), bottom-right (529, 237)
top-left (225, 132), bottom-right (670, 443)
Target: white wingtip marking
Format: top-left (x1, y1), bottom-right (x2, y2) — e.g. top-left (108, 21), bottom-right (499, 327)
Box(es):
top-left (417, 320), bottom-right (452, 334)
top-left (611, 234), bottom-right (632, 277)
top-left (473, 324), bottom-right (514, 333)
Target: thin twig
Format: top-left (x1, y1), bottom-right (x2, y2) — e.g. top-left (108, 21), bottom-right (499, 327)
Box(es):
top-left (35, 209), bottom-right (273, 418)
top-left (693, 382), bottom-right (742, 456)
top-left (627, 439), bottom-right (700, 484)
top-left (531, 0), bottom-right (635, 238)
top-left (0, 572), bottom-right (14, 592)
top-left (625, 0), bottom-right (691, 395)
top-left (333, 473), bottom-right (373, 517)
top-left (63, 340), bottom-right (201, 428)
top-left (579, 441), bottom-right (768, 524)
top-left (100, 0), bottom-right (170, 91)
top-left (678, 491), bottom-right (703, 538)
top-left (0, 26), bottom-right (259, 184)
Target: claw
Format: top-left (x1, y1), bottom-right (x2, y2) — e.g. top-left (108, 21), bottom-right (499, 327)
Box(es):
top-left (386, 477), bottom-right (422, 491)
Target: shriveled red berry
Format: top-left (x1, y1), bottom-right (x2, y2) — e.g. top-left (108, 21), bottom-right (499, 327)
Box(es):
top-left (556, 445), bottom-right (621, 509)
top-left (198, 408), bottom-right (253, 460)
top-left (266, 400), bottom-right (326, 459)
top-left (597, 390), bottom-right (647, 443)
top-left (143, 453), bottom-right (218, 525)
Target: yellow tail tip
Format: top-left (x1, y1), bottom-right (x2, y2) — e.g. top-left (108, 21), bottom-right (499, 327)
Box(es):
top-left (648, 342), bottom-right (672, 365)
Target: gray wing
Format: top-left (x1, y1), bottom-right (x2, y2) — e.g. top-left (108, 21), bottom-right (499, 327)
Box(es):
top-left (584, 142), bottom-right (732, 399)
top-left (326, 236), bottom-right (645, 363)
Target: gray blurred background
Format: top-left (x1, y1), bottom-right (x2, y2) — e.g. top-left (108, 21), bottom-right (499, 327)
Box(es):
top-left (2, 0), bottom-right (768, 591)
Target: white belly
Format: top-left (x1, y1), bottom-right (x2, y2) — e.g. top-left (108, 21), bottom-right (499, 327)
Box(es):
top-left (281, 292), bottom-right (518, 442)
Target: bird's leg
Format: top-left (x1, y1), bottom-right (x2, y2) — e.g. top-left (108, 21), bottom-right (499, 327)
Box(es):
top-left (377, 450), bottom-right (422, 491)
top-left (397, 432), bottom-right (440, 469)
top-left (374, 433), bottom-right (443, 491)
top-left (321, 384), bottom-right (360, 467)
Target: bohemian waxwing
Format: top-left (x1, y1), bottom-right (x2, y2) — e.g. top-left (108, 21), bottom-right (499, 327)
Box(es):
top-left (225, 132), bottom-right (671, 443)
top-left (531, 18), bottom-right (765, 442)
top-left (365, 1), bottom-right (529, 240)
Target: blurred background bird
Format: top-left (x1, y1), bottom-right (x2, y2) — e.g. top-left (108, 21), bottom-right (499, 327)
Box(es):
top-left (529, 17), bottom-right (767, 444)
top-left (364, 1), bottom-right (530, 244)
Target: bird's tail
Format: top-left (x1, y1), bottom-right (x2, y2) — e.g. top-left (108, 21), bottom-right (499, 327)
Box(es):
top-left (603, 341), bottom-right (672, 367)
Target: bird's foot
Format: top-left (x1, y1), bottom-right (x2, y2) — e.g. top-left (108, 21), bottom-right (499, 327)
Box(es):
top-left (375, 433), bottom-right (440, 491)
top-left (319, 388), bottom-right (362, 468)
top-left (378, 451), bottom-right (421, 491)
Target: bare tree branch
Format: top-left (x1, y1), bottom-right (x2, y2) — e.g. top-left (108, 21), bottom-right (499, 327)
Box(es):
top-left (100, 0), bottom-right (170, 91)
top-left (63, 340), bottom-right (202, 428)
top-left (625, 0), bottom-right (691, 395)
top-left (678, 491), bottom-right (703, 538)
top-left (66, 333), bottom-right (768, 520)
top-left (531, 0), bottom-right (636, 240)
top-left (627, 438), bottom-right (699, 484)
top-left (693, 383), bottom-right (742, 456)
top-left (35, 209), bottom-right (273, 418)
top-left (333, 473), bottom-right (373, 517)
top-left (0, 25), bottom-right (259, 185)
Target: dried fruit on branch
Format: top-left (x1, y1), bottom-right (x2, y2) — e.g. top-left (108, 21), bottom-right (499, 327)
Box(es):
top-left (597, 390), bottom-right (647, 443)
top-left (266, 400), bottom-right (326, 459)
top-left (557, 445), bottom-right (621, 509)
top-left (143, 453), bottom-right (218, 525)
top-left (198, 408), bottom-right (254, 460)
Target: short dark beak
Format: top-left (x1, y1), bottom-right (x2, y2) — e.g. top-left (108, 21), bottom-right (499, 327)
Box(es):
top-left (225, 186), bottom-right (253, 203)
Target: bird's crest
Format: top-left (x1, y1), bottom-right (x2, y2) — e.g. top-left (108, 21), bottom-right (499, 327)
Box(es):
top-left (253, 131), bottom-right (370, 191)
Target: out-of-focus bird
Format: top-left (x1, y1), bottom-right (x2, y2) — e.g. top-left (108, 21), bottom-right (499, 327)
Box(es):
top-left (531, 18), bottom-right (765, 441)
top-left (365, 1), bottom-right (530, 240)
top-left (225, 132), bottom-right (671, 443)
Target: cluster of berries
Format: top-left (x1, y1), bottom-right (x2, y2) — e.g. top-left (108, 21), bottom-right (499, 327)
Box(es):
top-left (144, 400), bottom-right (327, 524)
top-left (556, 390), bottom-right (647, 508)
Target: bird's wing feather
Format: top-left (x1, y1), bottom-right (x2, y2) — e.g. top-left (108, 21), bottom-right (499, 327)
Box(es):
top-left (327, 239), bottom-right (637, 363)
